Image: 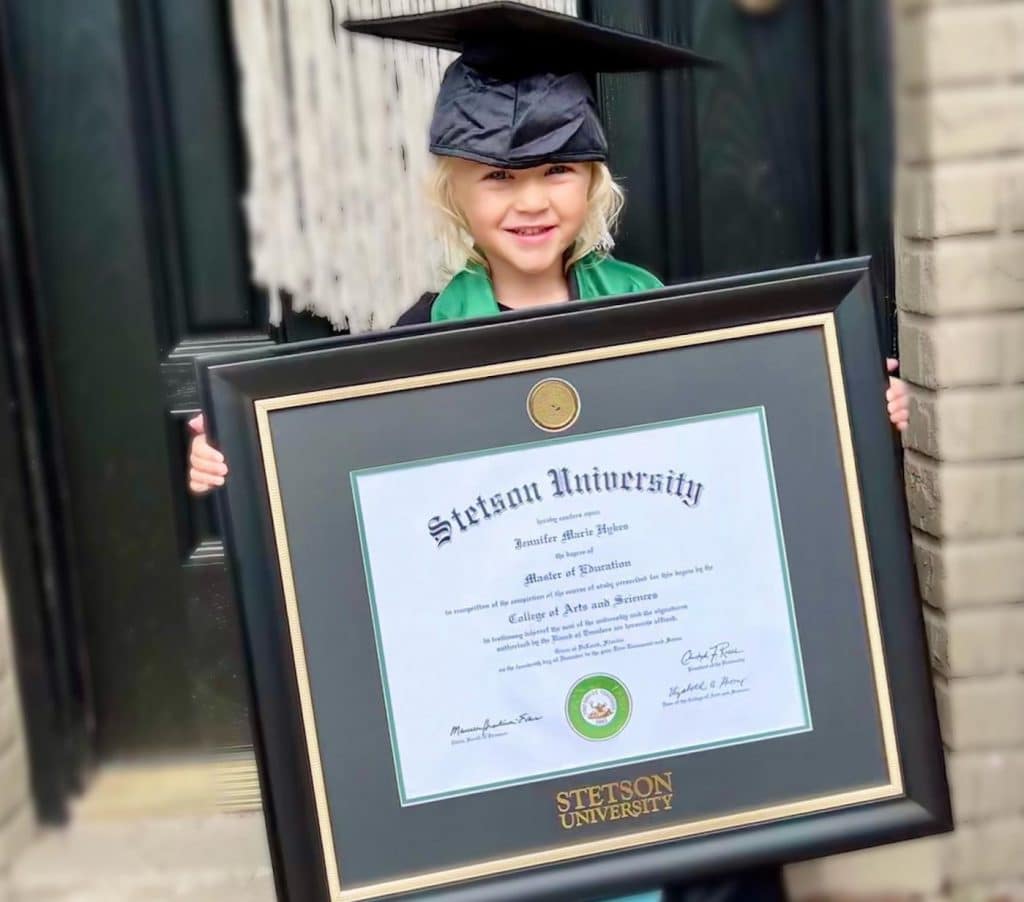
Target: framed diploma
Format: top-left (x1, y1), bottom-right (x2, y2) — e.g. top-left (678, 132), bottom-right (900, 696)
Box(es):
top-left (199, 258), bottom-right (951, 902)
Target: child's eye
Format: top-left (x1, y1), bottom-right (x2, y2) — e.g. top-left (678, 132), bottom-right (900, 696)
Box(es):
top-left (546, 164), bottom-right (574, 176)
top-left (484, 169), bottom-right (512, 181)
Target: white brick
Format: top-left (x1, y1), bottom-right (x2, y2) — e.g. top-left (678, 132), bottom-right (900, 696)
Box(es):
top-left (934, 676), bottom-right (1024, 749)
top-left (894, 7), bottom-right (1024, 899)
top-left (900, 166), bottom-right (998, 237)
top-left (914, 534), bottom-right (1024, 607)
top-left (971, 240), bottom-right (1023, 310)
top-left (950, 881), bottom-right (1024, 902)
top-left (0, 558), bottom-right (31, 876)
top-left (903, 453), bottom-right (1024, 538)
top-left (1014, 5), bottom-right (1024, 78)
top-left (947, 750), bottom-right (1024, 822)
top-left (897, 239), bottom-right (1024, 315)
top-left (0, 803), bottom-right (34, 875)
top-left (901, 88), bottom-right (1024, 163)
top-left (898, 5), bottom-right (1014, 88)
top-left (1008, 606), bottom-right (1024, 672)
top-left (0, 740), bottom-right (29, 826)
top-left (998, 463), bottom-right (1023, 535)
top-left (0, 680), bottom-right (22, 751)
top-left (913, 534), bottom-right (944, 604)
top-left (905, 386), bottom-right (1024, 461)
top-left (1002, 315), bottom-right (1024, 383)
top-left (785, 837), bottom-right (945, 899)
top-left (948, 816), bottom-right (1024, 883)
top-left (1007, 465), bottom-right (1024, 535)
top-left (895, 0), bottom-right (968, 10)
top-left (898, 314), bottom-right (1003, 389)
top-left (1001, 164), bottom-right (1024, 233)
top-left (897, 92), bottom-right (929, 165)
top-left (0, 599), bottom-right (7, 683)
top-left (924, 606), bottom-right (1012, 676)
top-left (895, 16), bottom-right (925, 91)
top-left (904, 452), bottom-right (948, 536)
top-left (904, 455), bottom-right (998, 537)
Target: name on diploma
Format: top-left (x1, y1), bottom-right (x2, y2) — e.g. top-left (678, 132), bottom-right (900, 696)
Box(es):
top-left (514, 522), bottom-right (630, 551)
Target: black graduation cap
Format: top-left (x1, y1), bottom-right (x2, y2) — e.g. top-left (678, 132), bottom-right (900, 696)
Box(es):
top-left (343, 2), bottom-right (715, 169)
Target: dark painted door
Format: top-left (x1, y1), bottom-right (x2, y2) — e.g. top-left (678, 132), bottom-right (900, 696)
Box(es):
top-left (2, 0), bottom-right (268, 761)
top-left (583, 0), bottom-right (895, 351)
top-left (2, 0), bottom-right (894, 816)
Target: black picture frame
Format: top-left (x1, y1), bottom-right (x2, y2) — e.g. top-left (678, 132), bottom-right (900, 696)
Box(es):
top-left (198, 258), bottom-right (951, 902)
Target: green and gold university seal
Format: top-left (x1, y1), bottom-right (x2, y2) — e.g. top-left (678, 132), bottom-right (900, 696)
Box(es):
top-left (566, 674), bottom-right (632, 740)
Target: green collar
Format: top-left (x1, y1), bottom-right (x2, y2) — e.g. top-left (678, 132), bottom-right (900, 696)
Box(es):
top-left (429, 253), bottom-right (663, 323)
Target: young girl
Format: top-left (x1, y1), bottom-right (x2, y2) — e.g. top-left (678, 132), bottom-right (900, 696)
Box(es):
top-left (188, 146), bottom-right (909, 479)
top-left (188, 152), bottom-right (908, 489)
top-left (188, 6), bottom-right (908, 900)
top-left (397, 154), bottom-right (659, 322)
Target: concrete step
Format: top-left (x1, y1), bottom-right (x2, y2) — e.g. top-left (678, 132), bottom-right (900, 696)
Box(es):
top-left (9, 812), bottom-right (274, 902)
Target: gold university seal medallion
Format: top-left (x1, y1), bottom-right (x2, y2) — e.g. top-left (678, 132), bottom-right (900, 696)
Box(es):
top-left (527, 378), bottom-right (580, 432)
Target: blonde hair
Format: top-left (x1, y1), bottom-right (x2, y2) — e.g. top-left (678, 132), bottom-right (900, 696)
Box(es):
top-left (428, 157), bottom-right (625, 275)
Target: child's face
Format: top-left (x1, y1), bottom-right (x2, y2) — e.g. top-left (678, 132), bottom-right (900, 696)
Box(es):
top-left (449, 159), bottom-right (591, 278)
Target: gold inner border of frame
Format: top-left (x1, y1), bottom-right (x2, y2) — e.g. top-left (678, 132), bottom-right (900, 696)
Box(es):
top-left (253, 312), bottom-right (904, 902)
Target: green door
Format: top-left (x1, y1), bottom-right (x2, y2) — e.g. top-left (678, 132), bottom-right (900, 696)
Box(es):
top-left (2, 0), bottom-right (266, 772)
top-left (584, 0), bottom-right (895, 350)
top-left (1, 0), bottom-right (893, 818)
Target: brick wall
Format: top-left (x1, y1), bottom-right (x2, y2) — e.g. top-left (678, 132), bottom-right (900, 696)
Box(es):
top-left (897, 0), bottom-right (1024, 896)
top-left (791, 1), bottom-right (1024, 899)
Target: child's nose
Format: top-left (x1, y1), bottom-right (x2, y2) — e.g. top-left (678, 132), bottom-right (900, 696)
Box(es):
top-left (514, 180), bottom-right (550, 213)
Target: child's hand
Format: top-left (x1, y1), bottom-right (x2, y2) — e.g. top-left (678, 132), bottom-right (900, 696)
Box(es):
top-left (188, 413), bottom-right (229, 494)
top-left (886, 359), bottom-right (909, 433)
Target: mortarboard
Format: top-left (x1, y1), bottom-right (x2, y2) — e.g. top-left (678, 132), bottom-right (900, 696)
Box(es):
top-left (343, 2), bottom-right (715, 170)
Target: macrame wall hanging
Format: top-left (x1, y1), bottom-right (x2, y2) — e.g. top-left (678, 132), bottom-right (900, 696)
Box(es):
top-left (228, 0), bottom-right (577, 333)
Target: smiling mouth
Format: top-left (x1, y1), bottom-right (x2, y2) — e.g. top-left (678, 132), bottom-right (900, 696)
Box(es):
top-left (506, 225), bottom-right (556, 237)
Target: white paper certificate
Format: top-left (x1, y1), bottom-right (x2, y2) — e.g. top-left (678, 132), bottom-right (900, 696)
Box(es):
top-left (351, 407), bottom-right (810, 806)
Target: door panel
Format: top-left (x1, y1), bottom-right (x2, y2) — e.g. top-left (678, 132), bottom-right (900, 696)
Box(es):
top-left (584, 0), bottom-right (894, 350)
top-left (135, 0), bottom-right (275, 751)
top-left (587, 0), bottom-right (828, 280)
top-left (3, 0), bottom-right (268, 756)
top-left (691, 0), bottom-right (825, 276)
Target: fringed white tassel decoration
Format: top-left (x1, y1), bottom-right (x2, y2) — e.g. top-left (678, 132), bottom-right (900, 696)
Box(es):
top-left (228, 0), bottom-right (577, 332)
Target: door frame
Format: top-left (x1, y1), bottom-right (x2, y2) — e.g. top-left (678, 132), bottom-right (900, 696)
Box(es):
top-left (0, 0), bottom-right (898, 823)
top-left (0, 0), bottom-right (264, 819)
top-left (0, 0), bottom-right (94, 822)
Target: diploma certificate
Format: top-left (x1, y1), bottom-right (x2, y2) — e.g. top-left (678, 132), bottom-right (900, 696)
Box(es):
top-left (352, 406), bottom-right (810, 806)
top-left (209, 261), bottom-right (949, 901)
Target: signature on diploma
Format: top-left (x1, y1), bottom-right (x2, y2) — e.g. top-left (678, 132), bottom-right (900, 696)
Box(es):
top-left (680, 640), bottom-right (745, 669)
top-left (450, 713), bottom-right (543, 741)
top-left (667, 675), bottom-right (748, 702)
